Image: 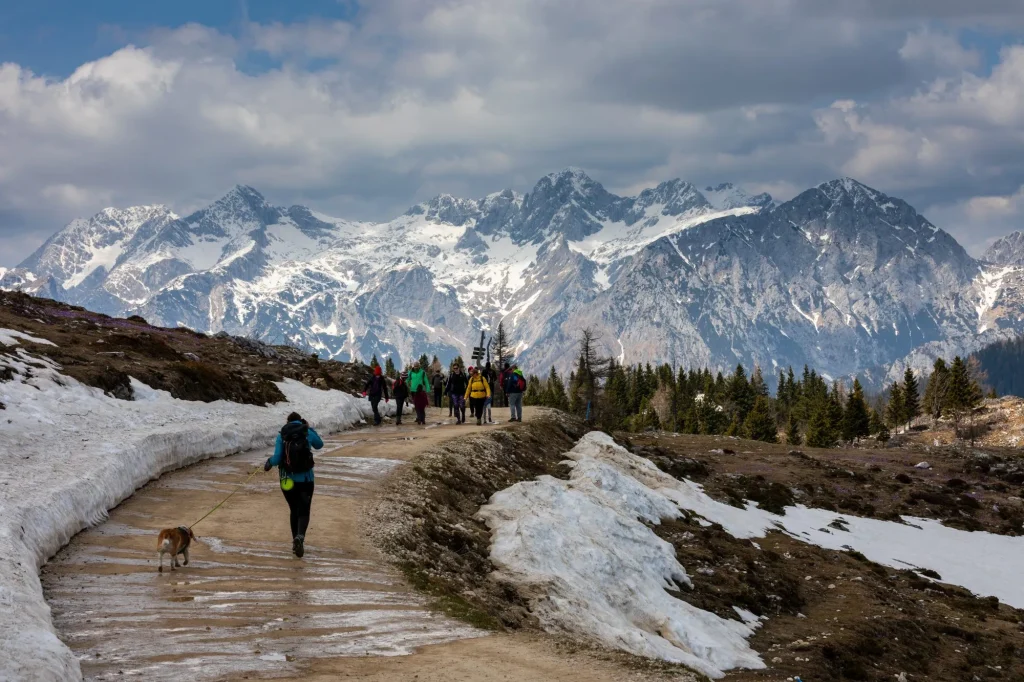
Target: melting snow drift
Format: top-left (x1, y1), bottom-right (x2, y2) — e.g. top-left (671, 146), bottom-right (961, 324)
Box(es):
top-left (478, 432), bottom-right (1024, 678)
top-left (0, 330), bottom-right (384, 681)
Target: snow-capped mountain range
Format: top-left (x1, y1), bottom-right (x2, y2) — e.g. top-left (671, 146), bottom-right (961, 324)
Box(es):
top-left (6, 168), bottom-right (1024, 386)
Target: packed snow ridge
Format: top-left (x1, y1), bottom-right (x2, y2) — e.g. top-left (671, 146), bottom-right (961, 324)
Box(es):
top-left (478, 432), bottom-right (1024, 678)
top-left (0, 330), bottom-right (386, 681)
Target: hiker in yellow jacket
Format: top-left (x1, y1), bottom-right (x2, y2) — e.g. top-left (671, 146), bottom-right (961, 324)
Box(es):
top-left (465, 366), bottom-right (492, 426)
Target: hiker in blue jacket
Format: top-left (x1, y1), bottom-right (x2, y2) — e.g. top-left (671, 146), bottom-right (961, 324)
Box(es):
top-left (264, 411), bottom-right (323, 557)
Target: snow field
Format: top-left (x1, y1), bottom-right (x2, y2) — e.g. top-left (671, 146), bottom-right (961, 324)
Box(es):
top-left (479, 432), bottom-right (1024, 678)
top-left (0, 331), bottom-right (388, 681)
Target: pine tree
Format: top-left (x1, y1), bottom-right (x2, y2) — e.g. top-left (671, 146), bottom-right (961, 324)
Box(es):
top-left (725, 414), bottom-right (741, 437)
top-left (876, 421), bottom-right (891, 443)
top-left (418, 353), bottom-right (429, 370)
top-left (842, 379), bottom-right (871, 443)
top-left (384, 357), bottom-right (396, 378)
top-left (785, 414), bottom-right (801, 446)
top-left (744, 396), bottom-right (778, 443)
top-left (868, 408), bottom-right (884, 438)
top-left (826, 389), bottom-right (845, 445)
top-left (370, 354), bottom-right (380, 369)
top-left (885, 383), bottom-right (905, 431)
top-left (547, 366), bottom-right (569, 411)
top-left (923, 358), bottom-right (949, 422)
top-left (946, 356), bottom-right (984, 443)
top-left (805, 404), bottom-right (836, 448)
top-left (903, 367), bottom-right (921, 430)
top-left (632, 398), bottom-right (661, 432)
top-left (727, 364), bottom-right (755, 424)
top-left (750, 366), bottom-right (769, 398)
top-left (524, 375), bottom-right (543, 405)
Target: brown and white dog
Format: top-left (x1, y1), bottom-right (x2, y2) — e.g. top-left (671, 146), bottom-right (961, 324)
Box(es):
top-left (157, 526), bottom-right (196, 572)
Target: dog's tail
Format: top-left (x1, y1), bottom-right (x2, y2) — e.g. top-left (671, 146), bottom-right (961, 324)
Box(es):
top-left (157, 536), bottom-right (172, 552)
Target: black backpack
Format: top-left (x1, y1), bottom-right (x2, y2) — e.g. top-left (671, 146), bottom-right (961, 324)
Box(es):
top-left (280, 422), bottom-right (314, 474)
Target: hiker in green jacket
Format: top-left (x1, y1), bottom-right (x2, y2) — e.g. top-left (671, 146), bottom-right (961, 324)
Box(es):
top-left (407, 361), bottom-right (430, 425)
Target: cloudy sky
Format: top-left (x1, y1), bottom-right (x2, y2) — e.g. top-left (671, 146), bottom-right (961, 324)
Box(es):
top-left (1, 0), bottom-right (1023, 265)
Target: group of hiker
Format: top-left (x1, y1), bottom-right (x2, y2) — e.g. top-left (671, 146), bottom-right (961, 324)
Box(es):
top-left (265, 358), bottom-right (527, 559)
top-left (361, 358), bottom-right (527, 427)
top-left (360, 361), bottom-right (432, 426)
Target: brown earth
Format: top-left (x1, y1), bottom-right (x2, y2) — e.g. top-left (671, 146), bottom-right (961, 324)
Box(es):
top-left (909, 397), bottom-right (1024, 449)
top-left (0, 290), bottom-right (370, 405)
top-left (626, 432), bottom-right (1024, 536)
top-left (625, 432), bottom-right (1024, 681)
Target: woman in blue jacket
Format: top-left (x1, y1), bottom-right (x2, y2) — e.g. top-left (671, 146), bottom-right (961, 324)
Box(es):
top-left (264, 411), bottom-right (323, 557)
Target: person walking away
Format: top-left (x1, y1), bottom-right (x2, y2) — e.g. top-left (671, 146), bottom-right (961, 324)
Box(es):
top-left (361, 365), bottom-right (390, 425)
top-left (499, 361), bottom-right (511, 409)
top-left (445, 369), bottom-right (455, 417)
top-left (465, 366), bottom-right (491, 425)
top-left (392, 373), bottom-right (409, 425)
top-left (264, 412), bottom-right (323, 557)
top-left (447, 364), bottom-right (468, 424)
top-left (504, 364), bottom-right (525, 422)
top-left (408, 362), bottom-right (430, 425)
top-left (482, 362), bottom-right (497, 424)
top-left (432, 371), bottom-right (444, 408)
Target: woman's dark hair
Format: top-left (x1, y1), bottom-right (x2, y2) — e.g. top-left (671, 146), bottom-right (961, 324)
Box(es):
top-left (286, 412), bottom-right (302, 423)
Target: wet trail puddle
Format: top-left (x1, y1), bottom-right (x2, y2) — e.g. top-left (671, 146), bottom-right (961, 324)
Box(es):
top-left (41, 427), bottom-right (481, 680)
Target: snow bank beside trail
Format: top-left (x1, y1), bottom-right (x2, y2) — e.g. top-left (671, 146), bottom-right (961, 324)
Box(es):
top-left (479, 432), bottom-right (1024, 678)
top-left (477, 435), bottom-right (766, 679)
top-left (0, 336), bottom-right (386, 681)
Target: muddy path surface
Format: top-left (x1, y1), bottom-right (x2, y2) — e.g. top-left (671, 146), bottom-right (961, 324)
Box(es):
top-left (42, 407), bottom-right (654, 682)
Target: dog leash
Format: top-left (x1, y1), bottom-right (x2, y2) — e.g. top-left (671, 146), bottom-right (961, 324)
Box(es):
top-left (188, 467), bottom-right (262, 530)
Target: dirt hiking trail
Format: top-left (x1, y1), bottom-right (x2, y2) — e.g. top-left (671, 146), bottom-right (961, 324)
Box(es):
top-left (42, 407), bottom-right (664, 682)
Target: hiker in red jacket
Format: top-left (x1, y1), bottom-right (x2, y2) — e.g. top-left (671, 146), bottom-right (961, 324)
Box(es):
top-left (361, 365), bottom-right (390, 426)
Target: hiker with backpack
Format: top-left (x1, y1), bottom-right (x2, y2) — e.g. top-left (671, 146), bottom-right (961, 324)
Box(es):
top-left (504, 364), bottom-right (525, 422)
top-left (447, 364), bottom-right (468, 424)
top-left (392, 372), bottom-right (409, 425)
top-left (465, 366), bottom-right (492, 425)
top-left (432, 371), bottom-right (444, 408)
top-left (361, 365), bottom-right (390, 426)
top-left (264, 412), bottom-right (323, 558)
top-left (408, 361), bottom-right (430, 425)
top-left (482, 362), bottom-right (497, 424)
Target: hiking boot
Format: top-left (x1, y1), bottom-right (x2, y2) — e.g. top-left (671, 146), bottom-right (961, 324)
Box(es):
top-left (477, 417), bottom-right (482, 425)
top-left (293, 535), bottom-right (305, 558)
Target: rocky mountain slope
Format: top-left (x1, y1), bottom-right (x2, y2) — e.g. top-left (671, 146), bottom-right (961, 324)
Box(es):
top-left (7, 169), bottom-right (1024, 385)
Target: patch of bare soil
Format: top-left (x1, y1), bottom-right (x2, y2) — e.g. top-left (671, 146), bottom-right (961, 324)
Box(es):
top-left (912, 396), bottom-right (1024, 449)
top-left (627, 433), bottom-right (1024, 537)
top-left (627, 433), bottom-right (1024, 681)
top-left (0, 291), bottom-right (370, 404)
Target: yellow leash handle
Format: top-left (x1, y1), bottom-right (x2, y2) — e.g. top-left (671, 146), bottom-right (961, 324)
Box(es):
top-left (189, 467), bottom-right (262, 530)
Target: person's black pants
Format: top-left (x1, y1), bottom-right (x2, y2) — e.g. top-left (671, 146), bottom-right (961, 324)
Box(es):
top-left (395, 400), bottom-right (404, 424)
top-left (434, 388), bottom-right (442, 407)
top-left (282, 481), bottom-right (314, 539)
top-left (370, 398), bottom-right (382, 425)
top-left (470, 397), bottom-right (486, 421)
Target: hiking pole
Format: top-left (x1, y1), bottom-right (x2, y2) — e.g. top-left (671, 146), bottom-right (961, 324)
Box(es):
top-left (188, 467), bottom-right (262, 530)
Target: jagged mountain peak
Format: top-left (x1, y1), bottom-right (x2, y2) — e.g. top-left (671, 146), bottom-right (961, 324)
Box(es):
top-left (702, 182), bottom-right (773, 211)
top-left (533, 167), bottom-right (607, 197)
top-left (94, 204), bottom-right (175, 225)
top-left (816, 177), bottom-right (886, 204)
top-left (984, 231), bottom-right (1024, 266)
top-left (419, 193), bottom-right (481, 226)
